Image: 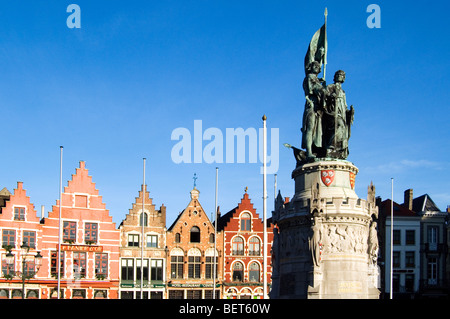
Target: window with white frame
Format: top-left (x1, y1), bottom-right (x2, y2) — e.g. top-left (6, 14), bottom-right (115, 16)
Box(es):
top-left (240, 213), bottom-right (251, 231)
top-left (14, 207), bottom-right (25, 221)
top-left (147, 234), bottom-right (158, 248)
top-left (188, 249), bottom-right (201, 279)
top-left (121, 258), bottom-right (134, 281)
top-left (136, 258), bottom-right (149, 282)
top-left (151, 259), bottom-right (163, 281)
top-left (232, 262), bottom-right (243, 282)
top-left (249, 262), bottom-right (260, 282)
top-left (170, 249), bottom-right (184, 279)
top-left (427, 257), bottom-right (438, 285)
top-left (2, 230), bottom-right (16, 248)
top-left (248, 237), bottom-right (261, 256)
top-left (128, 234), bottom-right (139, 247)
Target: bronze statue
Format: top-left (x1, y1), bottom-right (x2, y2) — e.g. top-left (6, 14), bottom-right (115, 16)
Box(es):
top-left (284, 11), bottom-right (355, 165)
top-left (301, 61), bottom-right (327, 159)
top-left (297, 19), bottom-right (354, 163)
top-left (323, 70), bottom-right (354, 159)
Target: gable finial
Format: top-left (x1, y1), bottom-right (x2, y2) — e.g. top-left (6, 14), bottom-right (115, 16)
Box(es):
top-left (193, 173), bottom-right (198, 189)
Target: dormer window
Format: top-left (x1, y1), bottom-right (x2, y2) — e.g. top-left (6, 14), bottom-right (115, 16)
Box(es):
top-left (190, 226), bottom-right (200, 243)
top-left (140, 212), bottom-right (148, 227)
top-left (240, 213), bottom-right (251, 231)
top-left (14, 207), bottom-right (25, 221)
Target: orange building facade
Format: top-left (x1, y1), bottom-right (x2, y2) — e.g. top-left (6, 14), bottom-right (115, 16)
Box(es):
top-left (39, 161), bottom-right (121, 299)
top-left (165, 187), bottom-right (223, 299)
top-left (0, 182), bottom-right (42, 298)
top-left (0, 161), bottom-right (121, 299)
top-left (218, 190), bottom-right (273, 299)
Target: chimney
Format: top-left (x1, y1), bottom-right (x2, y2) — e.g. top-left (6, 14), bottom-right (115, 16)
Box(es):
top-left (404, 189), bottom-right (413, 210)
top-left (41, 205), bottom-right (45, 220)
top-left (216, 206), bottom-right (221, 220)
top-left (159, 204), bottom-right (166, 226)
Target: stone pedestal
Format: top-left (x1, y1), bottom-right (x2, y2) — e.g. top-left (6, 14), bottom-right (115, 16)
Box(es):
top-left (271, 159), bottom-right (380, 299)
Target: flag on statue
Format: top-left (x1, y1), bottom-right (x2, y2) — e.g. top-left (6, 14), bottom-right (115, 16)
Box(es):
top-left (304, 23), bottom-right (327, 76)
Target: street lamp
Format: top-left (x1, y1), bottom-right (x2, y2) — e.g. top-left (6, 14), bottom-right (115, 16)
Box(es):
top-left (5, 251), bottom-right (14, 268)
top-left (4, 242), bottom-right (43, 299)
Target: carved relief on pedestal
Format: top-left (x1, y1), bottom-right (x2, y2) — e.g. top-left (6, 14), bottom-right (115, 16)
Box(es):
top-left (278, 217), bottom-right (311, 259)
top-left (320, 222), bottom-right (369, 256)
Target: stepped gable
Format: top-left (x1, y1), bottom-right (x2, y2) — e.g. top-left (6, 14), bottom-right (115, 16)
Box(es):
top-left (217, 191), bottom-right (258, 231)
top-left (48, 161), bottom-right (113, 225)
top-left (121, 184), bottom-right (154, 226)
top-left (120, 184), bottom-right (166, 228)
top-left (1, 181), bottom-right (39, 222)
top-left (59, 160), bottom-right (105, 210)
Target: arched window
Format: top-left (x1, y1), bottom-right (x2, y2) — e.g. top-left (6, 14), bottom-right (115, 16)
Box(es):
top-left (27, 290), bottom-right (39, 299)
top-left (240, 288), bottom-right (252, 299)
top-left (12, 289), bottom-right (22, 299)
top-left (94, 290), bottom-right (107, 299)
top-left (226, 288), bottom-right (238, 299)
top-left (249, 237), bottom-right (261, 256)
top-left (190, 226), bottom-right (200, 243)
top-left (0, 289), bottom-right (8, 299)
top-left (232, 262), bottom-right (244, 282)
top-left (232, 237), bottom-right (244, 255)
top-left (140, 212), bottom-right (148, 227)
top-left (249, 262), bottom-right (260, 282)
top-left (209, 233), bottom-right (215, 243)
top-left (175, 233), bottom-right (181, 243)
top-left (240, 213), bottom-right (251, 231)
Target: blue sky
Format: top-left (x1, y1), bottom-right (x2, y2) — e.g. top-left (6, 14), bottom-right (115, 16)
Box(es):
top-left (1, 1), bottom-right (449, 226)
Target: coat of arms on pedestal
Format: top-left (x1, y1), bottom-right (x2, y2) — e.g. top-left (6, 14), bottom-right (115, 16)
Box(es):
top-left (349, 172), bottom-right (355, 189)
top-left (321, 170), bottom-right (334, 186)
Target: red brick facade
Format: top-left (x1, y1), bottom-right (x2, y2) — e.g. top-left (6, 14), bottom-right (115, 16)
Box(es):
top-left (218, 191), bottom-right (273, 299)
top-left (165, 187), bottom-right (223, 299)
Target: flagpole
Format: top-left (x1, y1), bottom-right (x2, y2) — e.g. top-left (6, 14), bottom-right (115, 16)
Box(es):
top-left (323, 7), bottom-right (328, 82)
top-left (262, 115), bottom-right (268, 299)
top-left (57, 146), bottom-right (63, 299)
top-left (390, 178), bottom-right (394, 299)
top-left (213, 167), bottom-right (218, 299)
top-left (141, 158), bottom-right (146, 299)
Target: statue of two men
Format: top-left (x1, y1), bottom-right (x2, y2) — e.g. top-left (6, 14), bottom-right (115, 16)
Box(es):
top-left (301, 61), bottom-right (354, 160)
